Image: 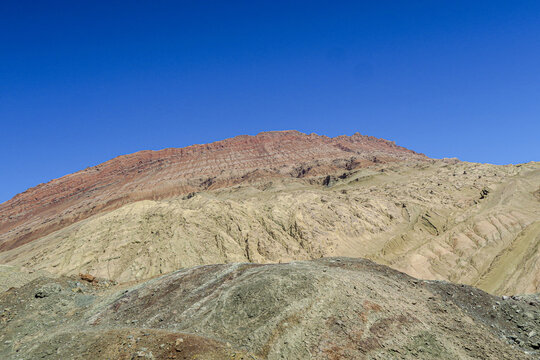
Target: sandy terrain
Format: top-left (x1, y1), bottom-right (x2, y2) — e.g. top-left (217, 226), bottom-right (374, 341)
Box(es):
top-left (1, 159), bottom-right (538, 295)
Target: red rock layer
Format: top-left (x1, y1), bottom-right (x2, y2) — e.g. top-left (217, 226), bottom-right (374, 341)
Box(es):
top-left (0, 130), bottom-right (426, 252)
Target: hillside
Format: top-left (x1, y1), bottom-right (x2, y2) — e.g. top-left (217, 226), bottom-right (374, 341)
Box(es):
top-left (1, 130), bottom-right (539, 359)
top-left (1, 258), bottom-right (538, 359)
top-left (0, 131), bottom-right (425, 253)
top-left (1, 158), bottom-right (538, 295)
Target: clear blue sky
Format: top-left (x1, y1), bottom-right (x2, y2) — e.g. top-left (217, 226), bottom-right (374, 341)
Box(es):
top-left (1, 1), bottom-right (539, 203)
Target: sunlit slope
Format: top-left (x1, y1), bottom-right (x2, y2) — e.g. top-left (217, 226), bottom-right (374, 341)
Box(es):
top-left (0, 131), bottom-right (425, 252)
top-left (1, 159), bottom-right (538, 295)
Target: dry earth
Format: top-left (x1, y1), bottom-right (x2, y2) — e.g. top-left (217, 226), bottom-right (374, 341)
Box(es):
top-left (1, 158), bottom-right (538, 295)
top-left (1, 258), bottom-right (539, 360)
top-left (0, 131), bottom-right (539, 359)
top-left (0, 131), bottom-right (424, 252)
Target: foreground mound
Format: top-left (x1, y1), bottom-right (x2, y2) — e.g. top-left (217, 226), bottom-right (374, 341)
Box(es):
top-left (1, 258), bottom-right (538, 359)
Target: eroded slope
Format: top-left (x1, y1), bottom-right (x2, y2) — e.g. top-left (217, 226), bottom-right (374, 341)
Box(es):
top-left (0, 131), bottom-right (424, 252)
top-left (2, 159), bottom-right (538, 295)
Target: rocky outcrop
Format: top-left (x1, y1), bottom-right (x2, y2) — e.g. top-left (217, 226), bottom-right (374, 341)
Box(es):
top-left (0, 131), bottom-right (425, 252)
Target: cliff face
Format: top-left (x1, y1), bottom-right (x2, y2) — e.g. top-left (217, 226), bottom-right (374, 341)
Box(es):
top-left (0, 130), bottom-right (425, 252)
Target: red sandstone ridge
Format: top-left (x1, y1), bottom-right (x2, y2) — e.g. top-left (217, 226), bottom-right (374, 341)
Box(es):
top-left (0, 130), bottom-right (426, 252)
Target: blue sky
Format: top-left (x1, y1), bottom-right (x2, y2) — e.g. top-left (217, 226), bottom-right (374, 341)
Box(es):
top-left (1, 1), bottom-right (539, 203)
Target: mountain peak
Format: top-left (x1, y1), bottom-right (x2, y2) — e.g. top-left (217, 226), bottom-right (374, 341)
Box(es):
top-left (0, 131), bottom-right (425, 252)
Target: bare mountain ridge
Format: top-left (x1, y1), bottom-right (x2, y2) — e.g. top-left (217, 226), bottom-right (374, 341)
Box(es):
top-left (1, 131), bottom-right (539, 296)
top-left (2, 158), bottom-right (538, 295)
top-left (0, 130), bottom-right (425, 252)
top-left (1, 130), bottom-right (539, 359)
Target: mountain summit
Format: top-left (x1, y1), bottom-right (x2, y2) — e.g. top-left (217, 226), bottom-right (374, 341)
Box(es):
top-left (0, 131), bottom-right (425, 252)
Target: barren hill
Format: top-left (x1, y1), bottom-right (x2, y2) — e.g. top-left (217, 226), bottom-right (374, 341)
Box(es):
top-left (0, 131), bottom-right (539, 296)
top-left (1, 130), bottom-right (539, 359)
top-left (0, 130), bottom-right (424, 252)
top-left (1, 158), bottom-right (538, 295)
top-left (1, 258), bottom-right (538, 359)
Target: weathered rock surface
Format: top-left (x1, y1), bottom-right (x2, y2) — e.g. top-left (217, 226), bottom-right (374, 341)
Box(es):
top-left (0, 131), bottom-right (424, 253)
top-left (1, 258), bottom-right (538, 359)
top-left (2, 158), bottom-right (538, 295)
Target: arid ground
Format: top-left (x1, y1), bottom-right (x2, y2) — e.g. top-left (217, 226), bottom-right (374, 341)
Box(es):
top-left (1, 131), bottom-right (538, 359)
